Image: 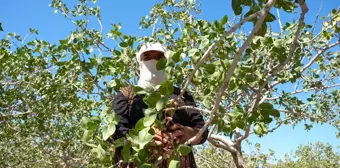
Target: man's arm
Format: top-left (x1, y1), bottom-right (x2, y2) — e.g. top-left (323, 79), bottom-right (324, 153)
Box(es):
top-left (170, 91), bottom-right (209, 145)
top-left (112, 91), bottom-right (131, 139)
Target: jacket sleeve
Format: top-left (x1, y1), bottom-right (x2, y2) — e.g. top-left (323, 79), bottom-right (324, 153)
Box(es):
top-left (183, 92), bottom-right (209, 144)
top-left (112, 91), bottom-right (130, 139)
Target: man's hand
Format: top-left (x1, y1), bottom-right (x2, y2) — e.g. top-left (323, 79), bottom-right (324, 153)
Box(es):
top-left (169, 123), bottom-right (202, 145)
top-left (152, 125), bottom-right (169, 146)
top-left (151, 125), bottom-right (175, 159)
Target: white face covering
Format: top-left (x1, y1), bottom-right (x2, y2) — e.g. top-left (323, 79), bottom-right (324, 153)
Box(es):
top-left (138, 59), bottom-right (165, 88)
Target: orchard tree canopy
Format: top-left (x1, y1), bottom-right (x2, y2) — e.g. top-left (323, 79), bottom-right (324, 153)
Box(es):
top-left (0, 0), bottom-right (339, 167)
top-left (195, 141), bottom-right (340, 168)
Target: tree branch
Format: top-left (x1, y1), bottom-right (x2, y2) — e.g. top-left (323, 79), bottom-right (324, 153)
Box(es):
top-left (235, 91), bottom-right (263, 143)
top-left (209, 134), bottom-right (236, 153)
top-left (278, 109), bottom-right (321, 121)
top-left (267, 119), bottom-right (289, 133)
top-left (179, 10), bottom-right (261, 98)
top-left (266, 83), bottom-right (340, 100)
top-left (270, 1), bottom-right (308, 77)
top-left (208, 124), bottom-right (217, 138)
top-left (300, 41), bottom-right (340, 73)
top-left (185, 0), bottom-right (277, 145)
top-left (0, 107), bottom-right (33, 118)
top-left (235, 125), bottom-right (251, 143)
top-left (163, 105), bottom-right (213, 116)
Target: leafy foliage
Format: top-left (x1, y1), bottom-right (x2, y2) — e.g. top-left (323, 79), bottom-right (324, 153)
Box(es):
top-left (1, 0), bottom-right (340, 167)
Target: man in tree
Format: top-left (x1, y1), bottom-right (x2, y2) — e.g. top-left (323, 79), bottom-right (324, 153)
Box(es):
top-left (112, 42), bottom-right (208, 168)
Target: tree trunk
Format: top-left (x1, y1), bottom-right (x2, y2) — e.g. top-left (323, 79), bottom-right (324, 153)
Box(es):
top-left (231, 144), bottom-right (247, 168)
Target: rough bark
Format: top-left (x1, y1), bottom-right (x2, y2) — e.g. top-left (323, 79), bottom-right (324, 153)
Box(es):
top-left (231, 143), bottom-right (247, 168)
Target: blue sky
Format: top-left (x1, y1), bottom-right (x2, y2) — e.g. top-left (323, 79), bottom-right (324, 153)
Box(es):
top-left (1, 0), bottom-right (339, 160)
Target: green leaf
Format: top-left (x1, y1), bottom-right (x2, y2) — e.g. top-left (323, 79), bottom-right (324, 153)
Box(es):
top-left (188, 48), bottom-right (199, 57)
top-left (122, 142), bottom-right (131, 162)
top-left (159, 80), bottom-right (174, 96)
top-left (203, 97), bottom-right (212, 108)
top-left (168, 158), bottom-right (180, 168)
top-left (177, 145), bottom-right (192, 156)
top-left (156, 97), bottom-right (169, 111)
top-left (172, 50), bottom-right (182, 63)
top-left (259, 103), bottom-right (274, 109)
top-left (85, 143), bottom-right (98, 148)
top-left (261, 123), bottom-right (268, 134)
top-left (265, 12), bottom-right (276, 22)
top-left (114, 138), bottom-right (125, 148)
top-left (81, 117), bottom-right (91, 128)
top-left (135, 118), bottom-right (145, 131)
top-left (236, 120), bottom-right (246, 129)
top-left (270, 109), bottom-right (280, 118)
top-left (155, 120), bottom-right (163, 130)
top-left (144, 108), bottom-right (157, 116)
top-left (87, 121), bottom-right (99, 131)
top-left (144, 91), bottom-right (161, 107)
top-left (232, 0), bottom-right (242, 15)
top-left (244, 10), bottom-right (258, 22)
top-left (138, 128), bottom-right (154, 149)
top-left (242, 0), bottom-right (251, 6)
top-left (138, 149), bottom-right (150, 162)
top-left (102, 123), bottom-right (116, 140)
top-left (134, 86), bottom-right (148, 95)
top-left (91, 116), bottom-right (101, 124)
top-left (199, 36), bottom-right (209, 49)
top-left (143, 114), bottom-right (157, 127)
top-left (105, 113), bottom-right (120, 125)
top-left (220, 15), bottom-right (228, 26)
top-left (119, 42), bottom-right (128, 48)
top-left (140, 164), bottom-right (153, 168)
top-left (101, 105), bottom-right (111, 117)
top-left (204, 64), bottom-right (215, 74)
top-left (0, 22), bottom-right (3, 31)
top-left (82, 130), bottom-right (93, 142)
top-left (81, 117), bottom-right (99, 131)
top-left (254, 124), bottom-right (262, 135)
top-left (156, 58), bottom-right (167, 70)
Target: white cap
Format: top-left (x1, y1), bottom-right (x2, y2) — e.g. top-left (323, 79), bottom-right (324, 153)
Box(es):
top-left (136, 42), bottom-right (167, 62)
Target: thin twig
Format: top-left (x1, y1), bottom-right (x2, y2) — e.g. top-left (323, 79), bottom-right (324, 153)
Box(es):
top-left (97, 18), bottom-right (103, 37)
top-left (177, 22), bottom-right (183, 32)
top-left (312, 4), bottom-right (323, 34)
top-left (276, 8), bottom-right (283, 37)
top-left (152, 18), bottom-right (158, 36)
top-left (21, 32), bottom-right (33, 45)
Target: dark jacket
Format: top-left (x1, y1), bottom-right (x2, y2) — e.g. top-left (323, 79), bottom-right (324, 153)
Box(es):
top-left (112, 87), bottom-right (208, 168)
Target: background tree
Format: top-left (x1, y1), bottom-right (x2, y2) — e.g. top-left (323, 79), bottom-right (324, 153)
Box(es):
top-left (195, 141), bottom-right (340, 168)
top-left (195, 141), bottom-right (275, 168)
top-left (273, 141), bottom-right (340, 168)
top-left (1, 0), bottom-right (339, 167)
